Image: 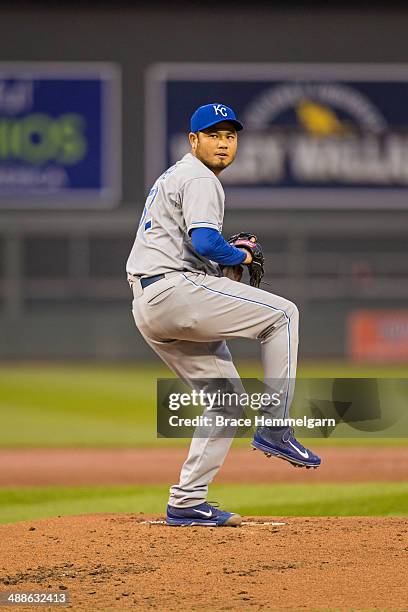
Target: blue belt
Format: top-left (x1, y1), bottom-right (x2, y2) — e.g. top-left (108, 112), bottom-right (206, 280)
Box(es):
top-left (140, 274), bottom-right (165, 289)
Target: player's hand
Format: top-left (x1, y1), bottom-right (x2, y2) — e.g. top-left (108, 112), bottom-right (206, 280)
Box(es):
top-left (227, 232), bottom-right (265, 288)
top-left (231, 236), bottom-right (257, 265)
top-left (238, 247), bottom-right (253, 264)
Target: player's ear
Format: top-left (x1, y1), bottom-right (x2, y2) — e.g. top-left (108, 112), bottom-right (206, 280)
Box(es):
top-left (189, 131), bottom-right (198, 152)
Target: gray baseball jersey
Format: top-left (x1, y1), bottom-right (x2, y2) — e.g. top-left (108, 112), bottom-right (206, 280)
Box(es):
top-left (126, 153), bottom-right (225, 278)
top-left (128, 150), bottom-right (303, 509)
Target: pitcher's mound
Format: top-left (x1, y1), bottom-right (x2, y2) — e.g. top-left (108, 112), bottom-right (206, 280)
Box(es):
top-left (1, 514), bottom-right (407, 611)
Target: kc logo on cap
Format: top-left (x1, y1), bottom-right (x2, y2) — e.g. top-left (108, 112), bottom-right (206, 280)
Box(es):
top-left (190, 103), bottom-right (244, 133)
top-left (213, 104), bottom-right (228, 117)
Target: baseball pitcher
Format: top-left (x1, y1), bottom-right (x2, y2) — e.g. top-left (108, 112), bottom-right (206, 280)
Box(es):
top-left (127, 103), bottom-right (321, 527)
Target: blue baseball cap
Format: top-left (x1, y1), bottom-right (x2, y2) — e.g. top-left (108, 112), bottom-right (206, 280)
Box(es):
top-left (190, 103), bottom-right (244, 133)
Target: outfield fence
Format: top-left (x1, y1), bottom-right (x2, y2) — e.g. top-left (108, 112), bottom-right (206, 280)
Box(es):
top-left (1, 209), bottom-right (407, 359)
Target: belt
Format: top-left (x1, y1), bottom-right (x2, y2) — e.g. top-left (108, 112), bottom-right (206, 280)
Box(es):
top-left (140, 274), bottom-right (165, 289)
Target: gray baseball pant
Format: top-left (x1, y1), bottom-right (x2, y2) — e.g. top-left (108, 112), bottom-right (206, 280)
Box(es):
top-left (130, 271), bottom-right (299, 508)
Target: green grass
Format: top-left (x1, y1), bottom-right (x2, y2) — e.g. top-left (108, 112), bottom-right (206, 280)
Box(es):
top-left (0, 362), bottom-right (407, 448)
top-left (0, 482), bottom-right (407, 525)
top-left (0, 363), bottom-right (170, 448)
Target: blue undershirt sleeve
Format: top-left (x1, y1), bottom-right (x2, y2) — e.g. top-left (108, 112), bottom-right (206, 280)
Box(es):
top-left (191, 227), bottom-right (246, 266)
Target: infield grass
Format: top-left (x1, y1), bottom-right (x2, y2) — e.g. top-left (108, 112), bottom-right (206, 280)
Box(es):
top-left (0, 362), bottom-right (407, 448)
top-left (0, 482), bottom-right (407, 525)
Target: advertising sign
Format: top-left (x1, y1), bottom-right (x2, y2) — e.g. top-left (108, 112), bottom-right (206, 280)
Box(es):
top-left (146, 63), bottom-right (408, 208)
top-left (348, 310), bottom-right (408, 362)
top-left (0, 63), bottom-right (121, 208)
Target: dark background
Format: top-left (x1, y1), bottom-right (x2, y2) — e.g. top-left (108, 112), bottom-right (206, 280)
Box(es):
top-left (1, 3), bottom-right (407, 360)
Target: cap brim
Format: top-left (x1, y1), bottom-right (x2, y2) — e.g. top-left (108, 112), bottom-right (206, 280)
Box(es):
top-left (194, 118), bottom-right (243, 132)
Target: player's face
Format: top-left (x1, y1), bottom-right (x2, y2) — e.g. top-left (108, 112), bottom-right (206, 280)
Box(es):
top-left (189, 121), bottom-right (238, 175)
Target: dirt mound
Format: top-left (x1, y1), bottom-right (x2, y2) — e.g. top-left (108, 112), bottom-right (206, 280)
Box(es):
top-left (1, 514), bottom-right (407, 611)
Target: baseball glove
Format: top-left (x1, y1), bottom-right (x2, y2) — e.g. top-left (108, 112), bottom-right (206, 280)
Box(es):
top-left (222, 264), bottom-right (243, 283)
top-left (227, 232), bottom-right (265, 288)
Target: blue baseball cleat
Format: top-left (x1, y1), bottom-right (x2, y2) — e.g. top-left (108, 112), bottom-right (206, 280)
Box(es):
top-left (166, 502), bottom-right (242, 527)
top-left (252, 426), bottom-right (321, 468)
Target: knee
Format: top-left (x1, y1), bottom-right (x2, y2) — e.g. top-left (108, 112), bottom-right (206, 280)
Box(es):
top-left (271, 299), bottom-right (298, 330)
top-left (285, 300), bottom-right (299, 324)
top-left (259, 300), bottom-right (298, 341)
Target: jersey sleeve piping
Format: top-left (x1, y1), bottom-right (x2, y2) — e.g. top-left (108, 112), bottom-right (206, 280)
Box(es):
top-left (187, 220), bottom-right (220, 233)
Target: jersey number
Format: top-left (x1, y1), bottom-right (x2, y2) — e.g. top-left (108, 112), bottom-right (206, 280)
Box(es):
top-left (139, 186), bottom-right (158, 232)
